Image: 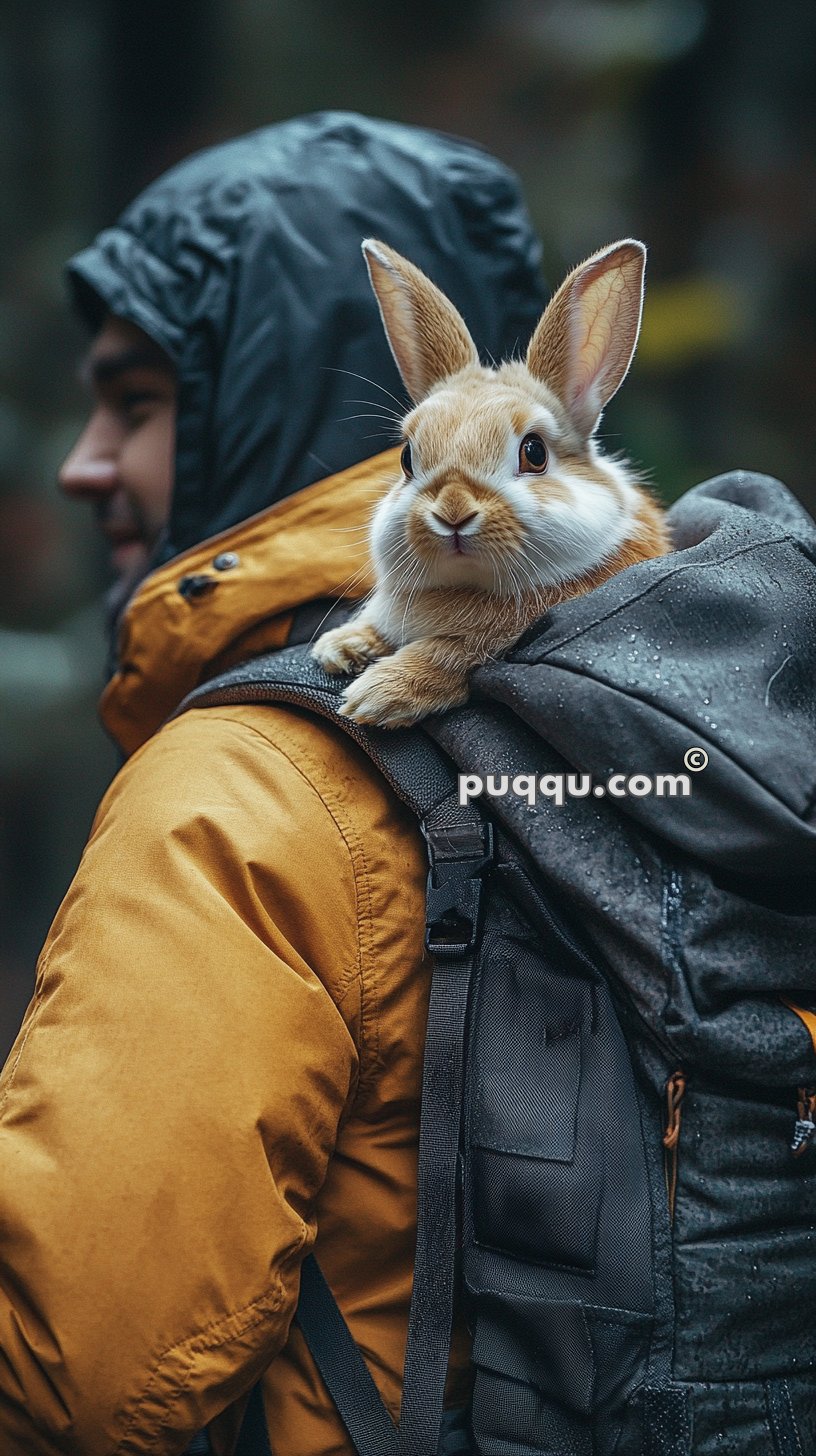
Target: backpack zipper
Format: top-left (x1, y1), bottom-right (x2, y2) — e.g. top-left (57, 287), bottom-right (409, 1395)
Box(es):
top-left (791, 1086), bottom-right (816, 1157)
top-left (772, 1000), bottom-right (816, 1157)
top-left (662, 1069), bottom-right (686, 1222)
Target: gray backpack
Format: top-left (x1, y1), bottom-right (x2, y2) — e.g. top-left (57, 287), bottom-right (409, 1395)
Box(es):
top-left (182, 473), bottom-right (816, 1456)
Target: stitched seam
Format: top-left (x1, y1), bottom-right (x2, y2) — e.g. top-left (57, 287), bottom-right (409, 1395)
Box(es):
top-left (163, 712), bottom-right (365, 1004)
top-left (781, 1379), bottom-right (804, 1456)
top-left (766, 1380), bottom-right (787, 1456)
top-left (185, 711), bottom-right (380, 1081)
top-left (271, 716), bottom-right (382, 1088)
top-left (0, 954), bottom-right (49, 1120)
top-left (110, 1270), bottom-right (294, 1454)
top-left (259, 714), bottom-right (382, 1087)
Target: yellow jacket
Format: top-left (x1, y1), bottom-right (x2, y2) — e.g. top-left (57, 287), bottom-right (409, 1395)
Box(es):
top-left (0, 448), bottom-right (468, 1454)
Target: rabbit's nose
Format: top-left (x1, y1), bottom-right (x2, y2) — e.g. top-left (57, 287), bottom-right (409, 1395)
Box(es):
top-left (431, 508), bottom-right (479, 533)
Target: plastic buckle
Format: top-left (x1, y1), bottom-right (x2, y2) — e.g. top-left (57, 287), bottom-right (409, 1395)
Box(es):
top-left (422, 820), bottom-right (494, 957)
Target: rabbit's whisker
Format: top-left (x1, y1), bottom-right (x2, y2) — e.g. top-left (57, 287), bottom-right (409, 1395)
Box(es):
top-left (307, 585), bottom-right (376, 647)
top-left (344, 397), bottom-right (405, 422)
top-left (338, 413), bottom-right (402, 428)
top-left (515, 544), bottom-right (550, 592)
top-left (400, 559), bottom-right (428, 643)
top-left (321, 557), bottom-right (376, 599)
top-left (382, 540), bottom-right (419, 579)
top-left (325, 524), bottom-right (374, 537)
top-left (324, 366), bottom-right (409, 414)
top-left (391, 558), bottom-right (423, 607)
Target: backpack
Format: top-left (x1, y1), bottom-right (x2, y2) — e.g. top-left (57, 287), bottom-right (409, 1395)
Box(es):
top-left (180, 473), bottom-right (816, 1456)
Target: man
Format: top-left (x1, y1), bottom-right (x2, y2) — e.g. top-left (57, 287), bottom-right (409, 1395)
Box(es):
top-left (0, 113), bottom-right (546, 1453)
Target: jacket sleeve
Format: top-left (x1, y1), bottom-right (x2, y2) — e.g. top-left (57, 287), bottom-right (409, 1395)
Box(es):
top-left (0, 709), bottom-right (364, 1455)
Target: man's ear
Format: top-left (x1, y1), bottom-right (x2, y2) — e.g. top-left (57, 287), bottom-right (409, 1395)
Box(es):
top-left (362, 239), bottom-right (479, 404)
top-left (525, 240), bottom-right (647, 438)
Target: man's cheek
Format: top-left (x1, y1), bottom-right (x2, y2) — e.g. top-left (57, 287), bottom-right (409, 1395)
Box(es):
top-left (123, 421), bottom-right (175, 536)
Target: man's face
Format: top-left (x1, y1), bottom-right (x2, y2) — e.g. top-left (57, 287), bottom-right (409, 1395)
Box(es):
top-left (59, 315), bottom-right (177, 594)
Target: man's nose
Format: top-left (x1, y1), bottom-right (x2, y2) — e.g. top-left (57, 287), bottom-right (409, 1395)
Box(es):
top-left (58, 423), bottom-right (119, 499)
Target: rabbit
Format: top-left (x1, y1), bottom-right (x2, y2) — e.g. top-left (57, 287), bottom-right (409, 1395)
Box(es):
top-left (312, 236), bottom-right (671, 727)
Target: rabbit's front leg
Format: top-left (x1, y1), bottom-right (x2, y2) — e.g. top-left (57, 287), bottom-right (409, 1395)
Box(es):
top-left (339, 636), bottom-right (472, 728)
top-left (312, 595), bottom-right (395, 675)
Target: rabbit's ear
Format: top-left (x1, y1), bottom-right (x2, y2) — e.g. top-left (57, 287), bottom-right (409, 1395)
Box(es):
top-left (526, 240), bottom-right (646, 438)
top-left (362, 239), bottom-right (479, 403)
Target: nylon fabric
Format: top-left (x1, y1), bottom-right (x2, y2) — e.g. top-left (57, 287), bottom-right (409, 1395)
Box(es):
top-left (0, 696), bottom-right (453, 1454)
top-left (234, 1383), bottom-right (274, 1456)
top-left (436, 1407), bottom-right (473, 1455)
top-left (295, 1256), bottom-right (400, 1455)
top-left (177, 645), bottom-right (460, 822)
top-left (398, 939), bottom-right (478, 1453)
top-left (764, 1381), bottom-right (805, 1456)
top-left (643, 1388), bottom-right (693, 1456)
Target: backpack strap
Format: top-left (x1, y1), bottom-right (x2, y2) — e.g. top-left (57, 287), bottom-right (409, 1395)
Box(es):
top-left (296, 1254), bottom-right (402, 1453)
top-left (176, 645), bottom-right (490, 1456)
top-left (177, 643), bottom-right (457, 819)
top-left (398, 805), bottom-right (490, 1456)
top-left (290, 803), bottom-right (489, 1456)
top-left (234, 1381), bottom-right (274, 1455)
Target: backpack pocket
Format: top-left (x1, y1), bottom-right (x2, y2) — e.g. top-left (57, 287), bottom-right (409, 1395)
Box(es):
top-left (461, 878), bottom-right (657, 1453)
top-left (469, 948), bottom-right (602, 1270)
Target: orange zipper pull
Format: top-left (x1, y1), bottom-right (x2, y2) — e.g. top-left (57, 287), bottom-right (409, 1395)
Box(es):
top-left (663, 1069), bottom-right (686, 1221)
top-left (791, 1086), bottom-right (816, 1158)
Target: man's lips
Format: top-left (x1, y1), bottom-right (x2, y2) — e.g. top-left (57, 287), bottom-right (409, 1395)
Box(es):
top-left (98, 516), bottom-right (147, 552)
top-left (104, 532), bottom-right (149, 572)
top-left (94, 499), bottom-right (153, 574)
top-left (95, 497), bottom-right (145, 544)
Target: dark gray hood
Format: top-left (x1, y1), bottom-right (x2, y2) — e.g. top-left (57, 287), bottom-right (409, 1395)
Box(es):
top-left (66, 111), bottom-right (546, 562)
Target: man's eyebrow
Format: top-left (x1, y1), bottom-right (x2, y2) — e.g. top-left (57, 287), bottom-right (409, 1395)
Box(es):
top-left (82, 346), bottom-right (175, 387)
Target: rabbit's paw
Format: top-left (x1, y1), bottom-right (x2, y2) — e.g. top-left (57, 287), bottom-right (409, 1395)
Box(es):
top-left (312, 622), bottom-right (392, 675)
top-left (338, 659), bottom-right (468, 728)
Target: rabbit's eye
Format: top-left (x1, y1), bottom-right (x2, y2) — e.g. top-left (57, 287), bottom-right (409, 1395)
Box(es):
top-left (519, 433), bottom-right (548, 473)
top-left (400, 441), bottom-right (413, 477)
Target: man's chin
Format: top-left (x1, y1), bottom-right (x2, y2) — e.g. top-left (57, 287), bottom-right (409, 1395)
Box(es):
top-left (106, 540), bottom-right (151, 622)
top-left (111, 538), bottom-right (150, 579)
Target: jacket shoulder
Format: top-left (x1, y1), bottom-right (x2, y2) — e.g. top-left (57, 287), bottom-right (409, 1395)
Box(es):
top-left (114, 703), bottom-right (430, 1066)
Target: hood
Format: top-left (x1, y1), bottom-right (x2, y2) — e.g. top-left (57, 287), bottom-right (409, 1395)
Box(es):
top-left (451, 471), bottom-right (816, 888)
top-left (66, 111), bottom-right (546, 562)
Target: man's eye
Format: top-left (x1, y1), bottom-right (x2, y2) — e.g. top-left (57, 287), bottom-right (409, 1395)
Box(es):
top-left (121, 391), bottom-right (159, 411)
top-left (116, 390), bottom-right (164, 424)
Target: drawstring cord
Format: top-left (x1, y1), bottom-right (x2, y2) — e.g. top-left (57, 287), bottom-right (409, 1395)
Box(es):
top-left (663, 1070), bottom-right (686, 1221)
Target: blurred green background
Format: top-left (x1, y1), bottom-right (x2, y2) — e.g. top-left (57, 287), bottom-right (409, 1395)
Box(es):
top-left (1, 0), bottom-right (814, 1059)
